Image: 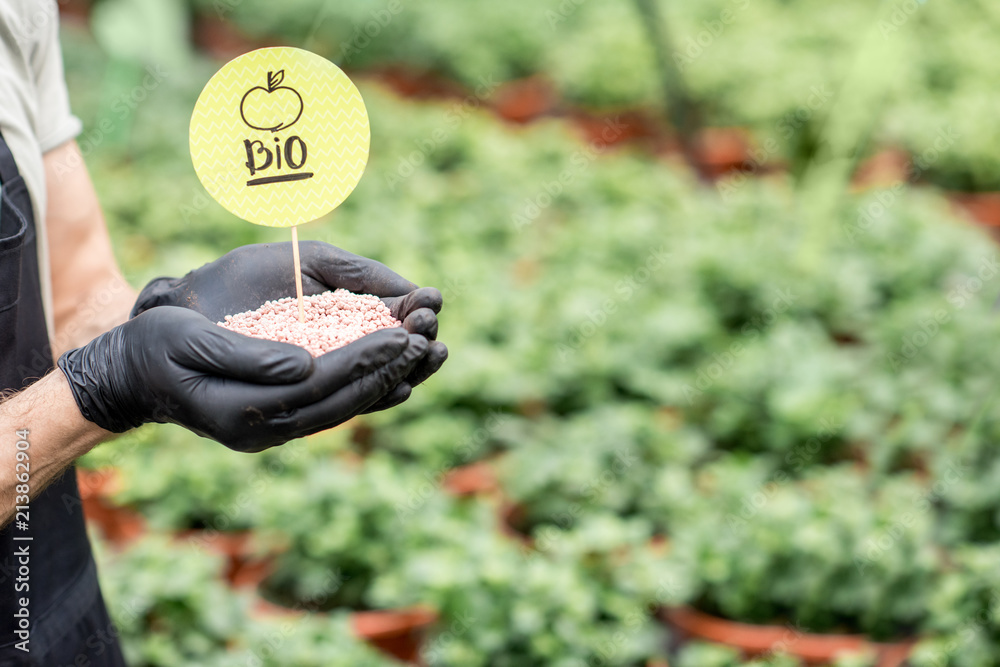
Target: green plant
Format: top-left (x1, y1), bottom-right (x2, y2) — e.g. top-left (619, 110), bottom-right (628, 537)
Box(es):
top-left (94, 531), bottom-right (402, 666)
top-left (255, 453), bottom-right (476, 611)
top-left (215, 615), bottom-right (401, 667)
top-left (95, 533), bottom-right (247, 666)
top-left (674, 642), bottom-right (799, 667)
top-left (90, 423), bottom-right (352, 531)
top-left (931, 404), bottom-right (1000, 545)
top-left (499, 405), bottom-right (707, 533)
top-left (907, 543), bottom-right (1000, 667)
top-left (664, 457), bottom-right (942, 639)
top-left (371, 512), bottom-right (671, 667)
top-left (362, 408), bottom-right (519, 469)
top-left (673, 640), bottom-right (878, 667)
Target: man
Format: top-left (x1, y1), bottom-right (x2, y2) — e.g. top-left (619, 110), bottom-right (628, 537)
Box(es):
top-left (0, 2), bottom-right (448, 664)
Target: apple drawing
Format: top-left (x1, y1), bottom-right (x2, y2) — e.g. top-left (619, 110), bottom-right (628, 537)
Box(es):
top-left (240, 70), bottom-right (304, 132)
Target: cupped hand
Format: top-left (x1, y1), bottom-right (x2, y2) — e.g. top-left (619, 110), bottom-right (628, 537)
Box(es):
top-left (58, 307), bottom-right (429, 451)
top-left (130, 241), bottom-right (448, 406)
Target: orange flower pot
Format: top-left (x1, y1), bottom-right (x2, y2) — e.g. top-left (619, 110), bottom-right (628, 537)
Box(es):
top-left (77, 467), bottom-right (121, 500)
top-left (662, 606), bottom-right (914, 666)
top-left (492, 76), bottom-right (558, 124)
top-left (76, 468), bottom-right (146, 547)
top-left (442, 461), bottom-right (499, 497)
top-left (178, 530), bottom-right (276, 588)
top-left (948, 191), bottom-right (1000, 230)
top-left (251, 596), bottom-right (437, 665)
top-left (693, 128), bottom-right (755, 179)
top-left (352, 606), bottom-right (439, 664)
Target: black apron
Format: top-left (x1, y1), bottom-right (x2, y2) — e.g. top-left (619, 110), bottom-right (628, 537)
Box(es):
top-left (0, 133), bottom-right (127, 666)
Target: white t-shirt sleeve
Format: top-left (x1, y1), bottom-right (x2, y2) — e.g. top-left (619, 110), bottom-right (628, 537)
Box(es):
top-left (28, 1), bottom-right (81, 153)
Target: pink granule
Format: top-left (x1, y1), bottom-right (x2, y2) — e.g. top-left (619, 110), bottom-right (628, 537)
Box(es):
top-left (218, 289), bottom-right (402, 357)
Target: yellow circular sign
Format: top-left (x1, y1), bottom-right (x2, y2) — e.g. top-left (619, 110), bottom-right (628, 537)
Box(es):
top-left (190, 47), bottom-right (371, 227)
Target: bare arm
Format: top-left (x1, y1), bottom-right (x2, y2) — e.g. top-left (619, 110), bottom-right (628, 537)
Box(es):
top-left (1, 140), bottom-right (133, 527)
top-left (45, 141), bottom-right (136, 357)
top-left (1, 373), bottom-right (111, 527)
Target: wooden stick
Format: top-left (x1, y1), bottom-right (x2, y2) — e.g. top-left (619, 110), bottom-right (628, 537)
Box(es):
top-left (291, 225), bottom-right (305, 323)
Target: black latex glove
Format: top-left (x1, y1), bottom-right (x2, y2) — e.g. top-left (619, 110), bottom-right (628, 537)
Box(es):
top-left (57, 307), bottom-right (428, 452)
top-left (130, 241), bottom-right (448, 410)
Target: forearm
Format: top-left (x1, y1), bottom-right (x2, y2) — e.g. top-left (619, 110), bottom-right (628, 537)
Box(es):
top-left (45, 140), bottom-right (137, 357)
top-left (0, 372), bottom-right (111, 528)
top-left (50, 275), bottom-right (136, 357)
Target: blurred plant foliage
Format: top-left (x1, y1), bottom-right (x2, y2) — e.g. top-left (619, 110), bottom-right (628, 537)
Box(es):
top-left (94, 534), bottom-right (401, 667)
top-left (172, 0), bottom-right (1000, 190)
top-left (65, 2), bottom-right (1000, 663)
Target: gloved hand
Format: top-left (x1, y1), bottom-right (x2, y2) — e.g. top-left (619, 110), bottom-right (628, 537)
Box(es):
top-left (130, 241), bottom-right (448, 410)
top-left (57, 307), bottom-right (428, 452)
